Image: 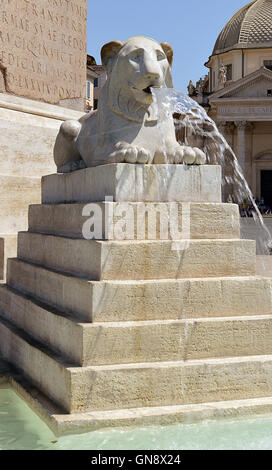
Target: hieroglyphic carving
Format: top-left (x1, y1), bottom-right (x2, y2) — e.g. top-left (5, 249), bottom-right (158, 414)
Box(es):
top-left (0, 0), bottom-right (87, 106)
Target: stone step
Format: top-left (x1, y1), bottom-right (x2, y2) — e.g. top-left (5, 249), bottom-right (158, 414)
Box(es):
top-left (0, 234), bottom-right (17, 282)
top-left (7, 259), bottom-right (271, 323)
top-left (28, 202), bottom-right (240, 240)
top-left (41, 164), bottom-right (222, 204)
top-left (2, 316), bottom-right (272, 413)
top-left (17, 232), bottom-right (256, 280)
top-left (1, 286), bottom-right (272, 366)
top-left (10, 373), bottom-right (272, 435)
top-left (0, 175), bottom-right (41, 234)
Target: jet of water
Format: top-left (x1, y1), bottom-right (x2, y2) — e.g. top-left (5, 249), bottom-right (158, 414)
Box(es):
top-left (152, 87), bottom-right (272, 256)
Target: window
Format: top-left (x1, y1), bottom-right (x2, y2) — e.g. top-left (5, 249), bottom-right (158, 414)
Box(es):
top-left (94, 78), bottom-right (99, 88)
top-left (267, 90), bottom-right (272, 97)
top-left (264, 60), bottom-right (272, 71)
top-left (94, 99), bottom-right (98, 110)
top-left (226, 64), bottom-right (232, 81)
top-left (86, 80), bottom-right (91, 99)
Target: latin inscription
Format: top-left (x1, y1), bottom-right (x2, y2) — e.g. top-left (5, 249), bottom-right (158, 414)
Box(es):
top-left (0, 0), bottom-right (87, 105)
top-left (218, 105), bottom-right (272, 117)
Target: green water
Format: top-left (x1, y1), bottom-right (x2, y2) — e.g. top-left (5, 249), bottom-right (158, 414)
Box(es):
top-left (1, 387), bottom-right (272, 450)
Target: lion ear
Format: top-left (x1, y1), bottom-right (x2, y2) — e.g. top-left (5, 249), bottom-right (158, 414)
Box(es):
top-left (101, 40), bottom-right (124, 70)
top-left (160, 42), bottom-right (173, 67)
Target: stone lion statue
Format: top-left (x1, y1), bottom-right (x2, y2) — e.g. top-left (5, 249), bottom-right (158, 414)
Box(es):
top-left (54, 36), bottom-right (206, 172)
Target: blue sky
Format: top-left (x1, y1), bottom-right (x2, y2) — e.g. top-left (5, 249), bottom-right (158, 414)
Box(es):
top-left (87, 0), bottom-right (250, 92)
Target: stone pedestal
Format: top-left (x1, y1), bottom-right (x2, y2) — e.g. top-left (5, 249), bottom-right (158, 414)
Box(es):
top-left (1, 163), bottom-right (272, 434)
top-left (42, 164), bottom-right (222, 204)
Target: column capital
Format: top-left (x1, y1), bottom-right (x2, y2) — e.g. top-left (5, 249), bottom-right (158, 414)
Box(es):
top-left (234, 120), bottom-right (247, 130)
top-left (234, 120), bottom-right (254, 131)
top-left (217, 121), bottom-right (235, 134)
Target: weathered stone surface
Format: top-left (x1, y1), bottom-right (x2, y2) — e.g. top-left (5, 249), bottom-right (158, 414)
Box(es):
top-left (0, 94), bottom-right (84, 177)
top-left (0, 94), bottom-right (84, 281)
top-left (42, 164), bottom-right (222, 203)
top-left (0, 176), bottom-right (41, 234)
top-left (1, 286), bottom-right (272, 366)
top-left (2, 316), bottom-right (272, 413)
top-left (7, 259), bottom-right (271, 322)
top-left (17, 232), bottom-right (256, 280)
top-left (28, 202), bottom-right (240, 240)
top-left (47, 397), bottom-right (272, 435)
top-left (9, 374), bottom-right (272, 435)
top-left (0, 0), bottom-right (87, 109)
top-left (10, 375), bottom-right (272, 435)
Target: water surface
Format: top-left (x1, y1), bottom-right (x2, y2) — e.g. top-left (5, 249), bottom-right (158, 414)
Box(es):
top-left (1, 388), bottom-right (272, 450)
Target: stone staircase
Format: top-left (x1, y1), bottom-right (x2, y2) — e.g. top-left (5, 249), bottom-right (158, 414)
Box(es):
top-left (1, 163), bottom-right (272, 435)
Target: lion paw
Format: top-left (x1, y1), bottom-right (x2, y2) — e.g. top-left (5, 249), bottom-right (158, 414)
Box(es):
top-left (124, 147), bottom-right (151, 164)
top-left (181, 146), bottom-right (206, 165)
top-left (111, 144), bottom-right (152, 164)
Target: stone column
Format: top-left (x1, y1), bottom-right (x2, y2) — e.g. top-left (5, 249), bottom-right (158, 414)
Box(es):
top-left (217, 121), bottom-right (227, 139)
top-left (245, 122), bottom-right (254, 190)
top-left (235, 121), bottom-right (248, 174)
top-left (218, 121), bottom-right (234, 201)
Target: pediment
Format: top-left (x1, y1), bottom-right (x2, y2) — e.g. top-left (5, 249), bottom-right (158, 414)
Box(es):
top-left (210, 67), bottom-right (272, 100)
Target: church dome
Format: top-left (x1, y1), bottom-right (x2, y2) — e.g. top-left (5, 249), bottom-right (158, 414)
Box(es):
top-left (213, 0), bottom-right (272, 55)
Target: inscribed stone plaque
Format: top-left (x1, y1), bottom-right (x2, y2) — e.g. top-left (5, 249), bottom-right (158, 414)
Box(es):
top-left (0, 0), bottom-right (87, 109)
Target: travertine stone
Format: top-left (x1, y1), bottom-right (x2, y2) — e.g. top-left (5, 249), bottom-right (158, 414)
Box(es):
top-left (0, 94), bottom-right (83, 177)
top-left (7, 373), bottom-right (272, 435)
top-left (67, 356), bottom-right (272, 413)
top-left (11, 376), bottom-right (272, 436)
top-left (0, 234), bottom-right (17, 281)
top-left (7, 259), bottom-right (271, 322)
top-left (28, 202), bottom-right (240, 240)
top-left (1, 286), bottom-right (272, 366)
top-left (27, 234), bottom-right (252, 284)
top-left (17, 232), bottom-right (256, 280)
top-left (0, 1), bottom-right (87, 108)
top-left (0, 176), bottom-right (41, 233)
top-left (0, 118), bottom-right (57, 177)
top-left (0, 95), bottom-right (84, 280)
top-left (42, 164), bottom-right (222, 204)
top-left (2, 316), bottom-right (272, 413)
top-left (0, 93), bottom-right (86, 122)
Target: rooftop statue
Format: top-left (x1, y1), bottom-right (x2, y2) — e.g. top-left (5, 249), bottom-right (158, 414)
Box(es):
top-left (54, 36), bottom-right (206, 172)
top-left (218, 64), bottom-right (227, 87)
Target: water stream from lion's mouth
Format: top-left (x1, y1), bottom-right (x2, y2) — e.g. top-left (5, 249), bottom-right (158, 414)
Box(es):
top-left (152, 87), bottom-right (272, 256)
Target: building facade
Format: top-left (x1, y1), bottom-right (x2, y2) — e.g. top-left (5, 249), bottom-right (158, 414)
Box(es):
top-left (189, 0), bottom-right (272, 206)
top-left (86, 55), bottom-right (107, 112)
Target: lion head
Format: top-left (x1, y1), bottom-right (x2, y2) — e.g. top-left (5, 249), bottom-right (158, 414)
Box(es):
top-left (101, 36), bottom-right (174, 123)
